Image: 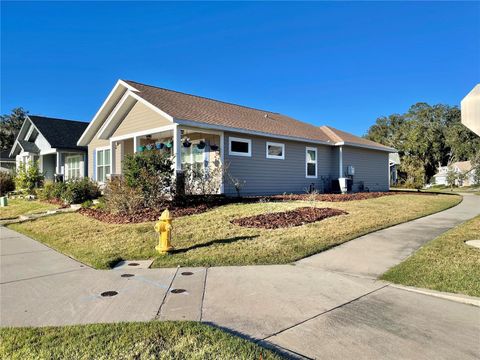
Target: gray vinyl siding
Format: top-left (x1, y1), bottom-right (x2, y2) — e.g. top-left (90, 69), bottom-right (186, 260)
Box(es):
top-left (223, 132), bottom-right (333, 196)
top-left (341, 146), bottom-right (389, 192)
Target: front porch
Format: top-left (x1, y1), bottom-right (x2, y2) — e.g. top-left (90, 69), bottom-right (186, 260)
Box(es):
top-left (108, 125), bottom-right (224, 194)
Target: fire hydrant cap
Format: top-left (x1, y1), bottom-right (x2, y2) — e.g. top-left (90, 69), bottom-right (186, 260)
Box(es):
top-left (159, 209), bottom-right (172, 221)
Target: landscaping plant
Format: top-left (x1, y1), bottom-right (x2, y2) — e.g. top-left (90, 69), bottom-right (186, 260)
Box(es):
top-left (15, 160), bottom-right (44, 194)
top-left (0, 171), bottom-right (15, 196)
top-left (41, 178), bottom-right (100, 205)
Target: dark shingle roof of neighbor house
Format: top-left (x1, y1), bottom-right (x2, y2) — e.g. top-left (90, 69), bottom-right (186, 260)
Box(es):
top-left (29, 115), bottom-right (88, 150)
top-left (123, 80), bottom-right (394, 151)
top-left (18, 140), bottom-right (40, 153)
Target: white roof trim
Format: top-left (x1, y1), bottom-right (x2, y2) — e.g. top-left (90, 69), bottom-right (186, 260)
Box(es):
top-left (77, 80), bottom-right (138, 146)
top-left (97, 91), bottom-right (136, 139)
top-left (334, 141), bottom-right (396, 153)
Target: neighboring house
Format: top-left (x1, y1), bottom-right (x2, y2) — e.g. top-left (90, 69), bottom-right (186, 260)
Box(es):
top-left (461, 84), bottom-right (479, 136)
top-left (77, 80), bottom-right (396, 195)
top-left (0, 150), bottom-right (16, 173)
top-left (389, 153), bottom-right (400, 186)
top-left (10, 115), bottom-right (88, 181)
top-left (434, 161), bottom-right (475, 186)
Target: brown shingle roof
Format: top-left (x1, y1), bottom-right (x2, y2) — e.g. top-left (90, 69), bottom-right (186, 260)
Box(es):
top-left (123, 80), bottom-right (393, 151)
top-left (320, 126), bottom-right (393, 150)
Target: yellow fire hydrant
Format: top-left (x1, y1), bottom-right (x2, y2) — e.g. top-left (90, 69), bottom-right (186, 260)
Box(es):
top-left (154, 209), bottom-right (174, 254)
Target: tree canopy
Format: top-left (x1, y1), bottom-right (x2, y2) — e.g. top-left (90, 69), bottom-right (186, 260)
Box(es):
top-left (0, 107), bottom-right (29, 153)
top-left (365, 103), bottom-right (479, 185)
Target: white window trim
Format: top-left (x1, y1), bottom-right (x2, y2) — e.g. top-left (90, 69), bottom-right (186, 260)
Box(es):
top-left (65, 154), bottom-right (82, 180)
top-left (95, 146), bottom-right (111, 183)
top-left (305, 147), bottom-right (318, 178)
top-left (228, 136), bottom-right (252, 157)
top-left (266, 141), bottom-right (285, 160)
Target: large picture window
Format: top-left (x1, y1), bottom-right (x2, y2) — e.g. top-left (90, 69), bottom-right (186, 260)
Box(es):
top-left (266, 142), bottom-right (285, 159)
top-left (229, 137), bottom-right (251, 157)
top-left (96, 148), bottom-right (111, 182)
top-left (306, 147), bottom-right (317, 178)
top-left (66, 155), bottom-right (82, 180)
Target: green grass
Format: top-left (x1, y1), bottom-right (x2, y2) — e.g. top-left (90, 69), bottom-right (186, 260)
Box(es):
top-left (8, 194), bottom-right (461, 269)
top-left (0, 321), bottom-right (282, 360)
top-left (0, 199), bottom-right (58, 220)
top-left (381, 215), bottom-right (480, 297)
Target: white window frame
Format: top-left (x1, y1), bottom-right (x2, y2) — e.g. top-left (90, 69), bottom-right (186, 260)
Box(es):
top-left (65, 155), bottom-right (82, 180)
top-left (228, 136), bottom-right (252, 157)
top-left (96, 147), bottom-right (111, 183)
top-left (305, 147), bottom-right (318, 178)
top-left (266, 141), bottom-right (285, 160)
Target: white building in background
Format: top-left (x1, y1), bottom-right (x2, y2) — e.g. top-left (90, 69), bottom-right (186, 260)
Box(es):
top-left (461, 84), bottom-right (480, 136)
top-left (433, 161), bottom-right (475, 186)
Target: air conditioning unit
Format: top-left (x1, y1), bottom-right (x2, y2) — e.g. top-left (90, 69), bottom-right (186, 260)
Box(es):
top-left (347, 165), bottom-right (355, 176)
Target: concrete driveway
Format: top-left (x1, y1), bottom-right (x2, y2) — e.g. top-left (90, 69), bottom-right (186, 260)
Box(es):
top-left (1, 194), bottom-right (479, 359)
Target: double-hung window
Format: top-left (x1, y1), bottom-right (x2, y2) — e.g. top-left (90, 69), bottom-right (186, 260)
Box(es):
top-left (266, 142), bottom-right (285, 159)
top-left (66, 155), bottom-right (82, 180)
top-left (229, 137), bottom-right (251, 157)
top-left (306, 147), bottom-right (317, 178)
top-left (96, 148), bottom-right (111, 182)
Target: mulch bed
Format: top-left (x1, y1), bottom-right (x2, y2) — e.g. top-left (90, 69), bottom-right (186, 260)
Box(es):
top-left (265, 192), bottom-right (393, 202)
top-left (231, 207), bottom-right (348, 229)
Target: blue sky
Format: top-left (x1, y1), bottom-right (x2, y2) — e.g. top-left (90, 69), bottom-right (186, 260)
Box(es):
top-left (1, 1), bottom-right (479, 136)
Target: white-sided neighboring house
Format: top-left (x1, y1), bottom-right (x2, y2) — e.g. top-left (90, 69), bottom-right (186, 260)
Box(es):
top-left (0, 150), bottom-right (16, 173)
top-left (389, 152), bottom-right (400, 186)
top-left (433, 161), bottom-right (475, 186)
top-left (9, 115), bottom-right (88, 181)
top-left (77, 79), bottom-right (396, 195)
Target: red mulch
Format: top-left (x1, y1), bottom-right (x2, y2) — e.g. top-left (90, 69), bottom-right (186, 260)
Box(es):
top-left (266, 192), bottom-right (393, 202)
top-left (231, 207), bottom-right (348, 229)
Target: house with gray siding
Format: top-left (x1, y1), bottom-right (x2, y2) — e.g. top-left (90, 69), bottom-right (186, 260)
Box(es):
top-left (10, 115), bottom-right (88, 181)
top-left (77, 79), bottom-right (395, 195)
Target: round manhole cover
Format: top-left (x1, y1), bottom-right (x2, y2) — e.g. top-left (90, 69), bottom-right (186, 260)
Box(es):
top-left (101, 291), bottom-right (118, 297)
top-left (465, 240), bottom-right (480, 249)
top-left (128, 263), bottom-right (140, 266)
top-left (171, 289), bottom-right (186, 294)
top-left (181, 271), bottom-right (194, 276)
top-left (121, 274), bottom-right (135, 278)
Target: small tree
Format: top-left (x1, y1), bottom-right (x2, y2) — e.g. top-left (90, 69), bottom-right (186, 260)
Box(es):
top-left (15, 160), bottom-right (44, 194)
top-left (0, 172), bottom-right (15, 196)
top-left (446, 167), bottom-right (457, 191)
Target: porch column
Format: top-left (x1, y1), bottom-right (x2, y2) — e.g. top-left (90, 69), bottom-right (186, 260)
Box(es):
top-left (56, 152), bottom-right (61, 174)
top-left (338, 146), bottom-right (343, 178)
top-left (173, 124), bottom-right (182, 171)
top-left (133, 136), bottom-right (138, 153)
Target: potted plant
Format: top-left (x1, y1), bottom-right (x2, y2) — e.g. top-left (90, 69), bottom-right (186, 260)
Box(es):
top-left (146, 144), bottom-right (154, 150)
top-left (183, 138), bottom-right (192, 148)
top-left (210, 144), bottom-right (219, 151)
top-left (137, 145), bottom-right (145, 152)
top-left (165, 140), bottom-right (173, 149)
top-left (196, 140), bottom-right (206, 150)
top-left (155, 141), bottom-right (164, 150)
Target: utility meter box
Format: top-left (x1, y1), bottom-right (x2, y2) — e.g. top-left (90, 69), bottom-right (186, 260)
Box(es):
top-left (347, 165), bottom-right (355, 176)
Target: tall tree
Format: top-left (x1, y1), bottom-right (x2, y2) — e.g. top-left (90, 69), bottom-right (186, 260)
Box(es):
top-left (0, 107), bottom-right (29, 152)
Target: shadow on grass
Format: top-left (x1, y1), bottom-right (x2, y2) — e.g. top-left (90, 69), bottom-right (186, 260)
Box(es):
top-left (171, 235), bottom-right (259, 254)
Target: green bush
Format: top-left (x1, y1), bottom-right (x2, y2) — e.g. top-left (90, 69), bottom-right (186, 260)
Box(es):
top-left (121, 150), bottom-right (173, 208)
top-left (15, 161), bottom-right (44, 194)
top-left (62, 178), bottom-right (101, 205)
top-left (104, 177), bottom-right (143, 214)
top-left (81, 200), bottom-right (94, 208)
top-left (0, 171), bottom-right (15, 196)
top-left (41, 178), bottom-right (100, 205)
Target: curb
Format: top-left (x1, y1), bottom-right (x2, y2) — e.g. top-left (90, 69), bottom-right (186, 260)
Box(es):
top-left (390, 284), bottom-right (480, 307)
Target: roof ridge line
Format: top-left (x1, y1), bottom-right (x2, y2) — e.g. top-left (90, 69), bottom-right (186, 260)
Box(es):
top-left (123, 79), bottom-right (282, 115)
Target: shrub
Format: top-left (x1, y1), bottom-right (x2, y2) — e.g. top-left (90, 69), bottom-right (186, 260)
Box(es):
top-left (15, 160), bottom-right (44, 194)
top-left (41, 181), bottom-right (66, 201)
top-left (103, 177), bottom-right (144, 214)
top-left (81, 200), bottom-right (93, 208)
top-left (122, 151), bottom-right (173, 208)
top-left (62, 178), bottom-right (101, 204)
top-left (0, 171), bottom-right (15, 196)
top-left (183, 163), bottom-right (223, 196)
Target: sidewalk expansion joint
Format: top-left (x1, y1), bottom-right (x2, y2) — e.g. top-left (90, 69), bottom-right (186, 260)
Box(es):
top-left (262, 284), bottom-right (390, 341)
top-left (199, 267), bottom-right (209, 322)
top-left (1, 249), bottom-right (52, 256)
top-left (155, 266), bottom-right (180, 319)
top-left (0, 267), bottom-right (89, 285)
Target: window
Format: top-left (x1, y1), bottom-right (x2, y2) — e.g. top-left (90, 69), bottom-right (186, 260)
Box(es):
top-left (181, 140), bottom-right (206, 173)
top-left (66, 155), bottom-right (82, 180)
top-left (266, 142), bottom-right (285, 159)
top-left (96, 148), bottom-right (111, 182)
top-left (306, 147), bottom-right (317, 178)
top-left (229, 137), bottom-right (251, 157)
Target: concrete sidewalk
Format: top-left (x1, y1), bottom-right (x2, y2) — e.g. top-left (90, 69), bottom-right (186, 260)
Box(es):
top-left (1, 194), bottom-right (479, 359)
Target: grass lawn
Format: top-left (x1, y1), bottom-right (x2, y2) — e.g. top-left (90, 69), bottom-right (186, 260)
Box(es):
top-left (381, 215), bottom-right (480, 297)
top-left (0, 199), bottom-right (58, 220)
top-left (0, 321), bottom-right (282, 360)
top-left (8, 194), bottom-right (461, 269)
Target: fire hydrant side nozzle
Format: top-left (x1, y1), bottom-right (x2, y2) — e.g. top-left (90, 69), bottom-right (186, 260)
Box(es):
top-left (154, 209), bottom-right (174, 254)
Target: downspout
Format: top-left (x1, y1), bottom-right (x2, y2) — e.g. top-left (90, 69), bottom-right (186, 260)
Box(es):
top-left (338, 146), bottom-right (343, 178)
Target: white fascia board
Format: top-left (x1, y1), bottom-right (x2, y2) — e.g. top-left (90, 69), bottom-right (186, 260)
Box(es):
top-left (335, 141), bottom-right (397, 153)
top-left (77, 80), bottom-right (135, 146)
top-left (9, 140), bottom-right (23, 157)
top-left (39, 148), bottom-right (58, 155)
top-left (9, 117), bottom-right (33, 157)
top-left (97, 91), bottom-right (136, 139)
top-left (110, 124), bottom-right (176, 142)
top-left (174, 118), bottom-right (334, 146)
